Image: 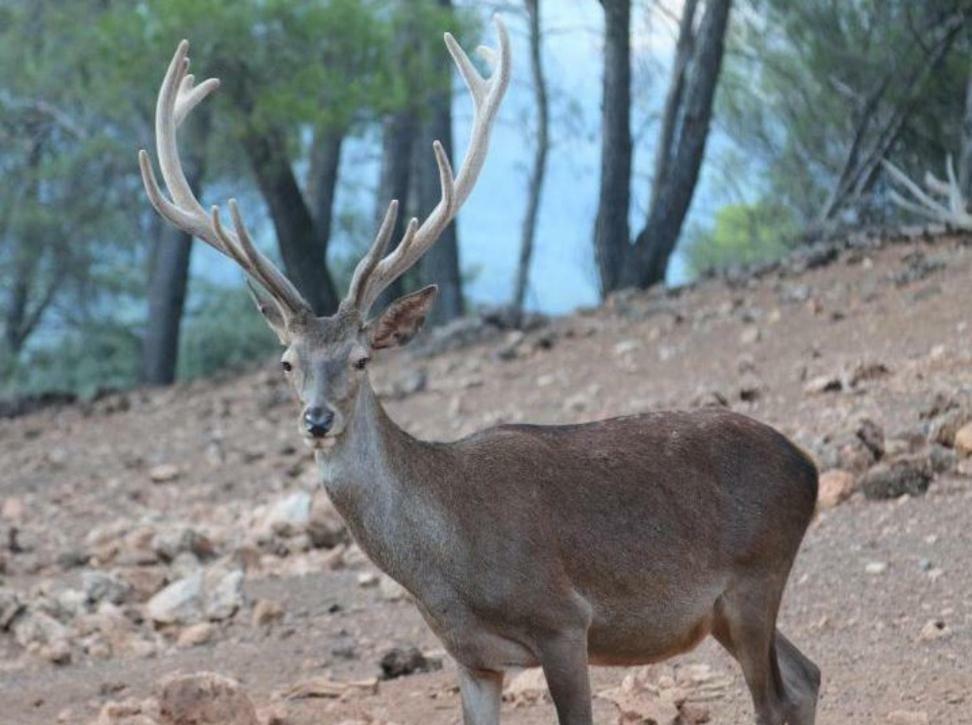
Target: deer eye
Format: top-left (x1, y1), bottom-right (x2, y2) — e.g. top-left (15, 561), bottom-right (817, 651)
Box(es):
top-left (352, 356), bottom-right (370, 371)
top-left (281, 360), bottom-right (292, 373)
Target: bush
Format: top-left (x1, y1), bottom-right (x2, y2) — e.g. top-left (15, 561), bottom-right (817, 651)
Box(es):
top-left (684, 200), bottom-right (798, 278)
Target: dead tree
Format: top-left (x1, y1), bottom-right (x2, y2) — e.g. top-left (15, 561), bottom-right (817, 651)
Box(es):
top-left (512, 0), bottom-right (550, 318)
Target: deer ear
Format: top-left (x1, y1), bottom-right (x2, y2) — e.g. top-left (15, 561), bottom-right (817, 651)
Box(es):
top-left (246, 281), bottom-right (290, 344)
top-left (368, 285), bottom-right (438, 350)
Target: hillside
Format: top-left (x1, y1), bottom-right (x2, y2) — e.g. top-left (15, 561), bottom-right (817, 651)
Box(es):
top-left (0, 230), bottom-right (970, 724)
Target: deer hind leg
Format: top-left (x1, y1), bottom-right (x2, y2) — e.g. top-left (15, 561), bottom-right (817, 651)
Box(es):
top-left (712, 579), bottom-right (790, 725)
top-left (774, 630), bottom-right (820, 725)
top-left (539, 630), bottom-right (594, 725)
top-left (457, 666), bottom-right (503, 725)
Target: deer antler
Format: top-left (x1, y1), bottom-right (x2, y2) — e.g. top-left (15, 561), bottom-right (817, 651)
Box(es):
top-left (346, 15), bottom-right (511, 315)
top-left (882, 155), bottom-right (972, 230)
top-left (138, 40), bottom-right (312, 319)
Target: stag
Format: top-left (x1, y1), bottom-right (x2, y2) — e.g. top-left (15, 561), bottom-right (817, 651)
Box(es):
top-left (139, 20), bottom-right (820, 725)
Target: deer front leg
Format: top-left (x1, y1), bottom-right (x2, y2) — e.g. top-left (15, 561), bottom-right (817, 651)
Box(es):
top-left (458, 666), bottom-right (503, 725)
top-left (540, 631), bottom-right (594, 725)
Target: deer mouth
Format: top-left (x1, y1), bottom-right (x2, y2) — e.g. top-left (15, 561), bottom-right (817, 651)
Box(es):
top-left (304, 435), bottom-right (338, 452)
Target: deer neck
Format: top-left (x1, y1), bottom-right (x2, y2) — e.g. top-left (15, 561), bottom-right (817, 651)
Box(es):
top-left (315, 380), bottom-right (439, 579)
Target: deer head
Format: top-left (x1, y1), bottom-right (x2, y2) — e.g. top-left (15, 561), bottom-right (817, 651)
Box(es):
top-left (139, 21), bottom-right (510, 449)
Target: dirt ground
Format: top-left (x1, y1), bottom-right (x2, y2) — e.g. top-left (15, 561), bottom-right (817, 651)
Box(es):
top-left (1, 232), bottom-right (970, 724)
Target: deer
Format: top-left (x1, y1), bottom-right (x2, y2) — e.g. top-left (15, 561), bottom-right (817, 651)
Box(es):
top-left (138, 19), bottom-right (820, 725)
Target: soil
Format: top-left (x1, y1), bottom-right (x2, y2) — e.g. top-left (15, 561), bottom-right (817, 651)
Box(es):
top-left (1, 232), bottom-right (970, 724)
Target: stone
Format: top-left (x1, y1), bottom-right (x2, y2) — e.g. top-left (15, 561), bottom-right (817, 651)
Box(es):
top-left (251, 599), bottom-right (284, 628)
top-left (887, 710), bottom-right (929, 724)
top-left (739, 326), bottom-right (762, 345)
top-left (378, 646), bottom-right (442, 680)
top-left (1, 497), bottom-right (25, 522)
top-left (856, 418), bottom-right (885, 460)
top-left (203, 568), bottom-right (244, 621)
top-left (120, 567), bottom-right (169, 602)
top-left (146, 572), bottom-right (204, 625)
top-left (861, 457), bottom-right (932, 500)
top-left (152, 526), bottom-right (214, 562)
top-left (918, 619), bottom-right (950, 642)
top-left (264, 492), bottom-right (312, 538)
top-left (849, 361), bottom-right (891, 387)
top-left (148, 464), bottom-right (181, 483)
top-left (92, 696), bottom-right (161, 725)
top-left (157, 672), bottom-right (259, 725)
top-left (738, 374), bottom-right (764, 402)
top-left (932, 410), bottom-right (972, 447)
top-left (804, 375), bottom-right (842, 395)
top-left (83, 571), bottom-right (133, 606)
top-left (613, 339), bottom-right (641, 356)
top-left (145, 565), bottom-right (244, 625)
top-left (503, 668), bottom-right (548, 704)
top-left (357, 572), bottom-right (379, 588)
top-left (817, 469), bottom-right (856, 509)
top-left (0, 586), bottom-right (24, 630)
top-left (12, 610), bottom-right (72, 663)
top-left (177, 622), bottom-right (216, 648)
top-left (378, 575), bottom-right (406, 602)
top-left (954, 423), bottom-right (972, 457)
top-left (865, 561), bottom-right (888, 575)
top-left (283, 676), bottom-right (379, 700)
top-left (928, 445), bottom-right (957, 474)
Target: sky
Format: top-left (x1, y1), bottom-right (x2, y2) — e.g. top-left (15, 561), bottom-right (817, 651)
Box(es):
top-left (196, 0), bottom-right (721, 316)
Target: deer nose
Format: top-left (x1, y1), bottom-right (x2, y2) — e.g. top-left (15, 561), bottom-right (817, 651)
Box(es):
top-left (303, 406), bottom-right (334, 438)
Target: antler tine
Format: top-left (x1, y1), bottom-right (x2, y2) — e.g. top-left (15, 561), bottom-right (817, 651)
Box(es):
top-left (139, 40), bottom-right (312, 317)
top-left (349, 15), bottom-right (511, 315)
top-left (345, 200), bottom-right (400, 310)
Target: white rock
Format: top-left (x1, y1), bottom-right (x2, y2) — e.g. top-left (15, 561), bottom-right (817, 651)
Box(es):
top-left (145, 565), bottom-right (244, 625)
top-left (146, 571), bottom-right (204, 625)
top-left (264, 491), bottom-right (312, 538)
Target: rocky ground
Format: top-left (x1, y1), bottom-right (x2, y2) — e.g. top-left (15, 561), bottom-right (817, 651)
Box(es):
top-left (0, 230), bottom-right (971, 725)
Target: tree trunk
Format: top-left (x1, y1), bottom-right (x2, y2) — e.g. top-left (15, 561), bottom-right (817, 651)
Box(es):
top-left (414, 0), bottom-right (464, 325)
top-left (242, 127), bottom-right (339, 315)
top-left (307, 126), bottom-right (345, 252)
top-left (140, 225), bottom-right (193, 384)
top-left (372, 102), bottom-right (417, 310)
top-left (593, 0), bottom-right (632, 296)
top-left (648, 0), bottom-right (699, 215)
top-left (140, 115), bottom-right (209, 385)
top-left (632, 0), bottom-right (732, 288)
top-left (512, 0), bottom-right (550, 316)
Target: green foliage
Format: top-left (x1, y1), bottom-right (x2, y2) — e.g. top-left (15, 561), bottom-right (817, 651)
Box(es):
top-left (177, 284), bottom-right (279, 381)
top-left (718, 0), bottom-right (969, 225)
top-left (2, 322), bottom-right (140, 400)
top-left (1, 0), bottom-right (478, 397)
top-left (684, 200), bottom-right (798, 276)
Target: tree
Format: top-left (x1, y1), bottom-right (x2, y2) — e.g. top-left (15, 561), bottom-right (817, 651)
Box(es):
top-left (140, 116), bottom-right (208, 385)
top-left (512, 0), bottom-right (550, 318)
top-left (718, 0), bottom-right (969, 230)
top-left (416, 0), bottom-right (465, 325)
top-left (593, 0), bottom-right (632, 295)
top-left (594, 0), bottom-right (733, 296)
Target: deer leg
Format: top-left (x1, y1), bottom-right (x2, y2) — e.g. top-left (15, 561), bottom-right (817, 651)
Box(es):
top-left (539, 631), bottom-right (593, 725)
top-left (774, 630), bottom-right (820, 725)
top-left (712, 584), bottom-right (788, 725)
top-left (457, 666), bottom-right (503, 725)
